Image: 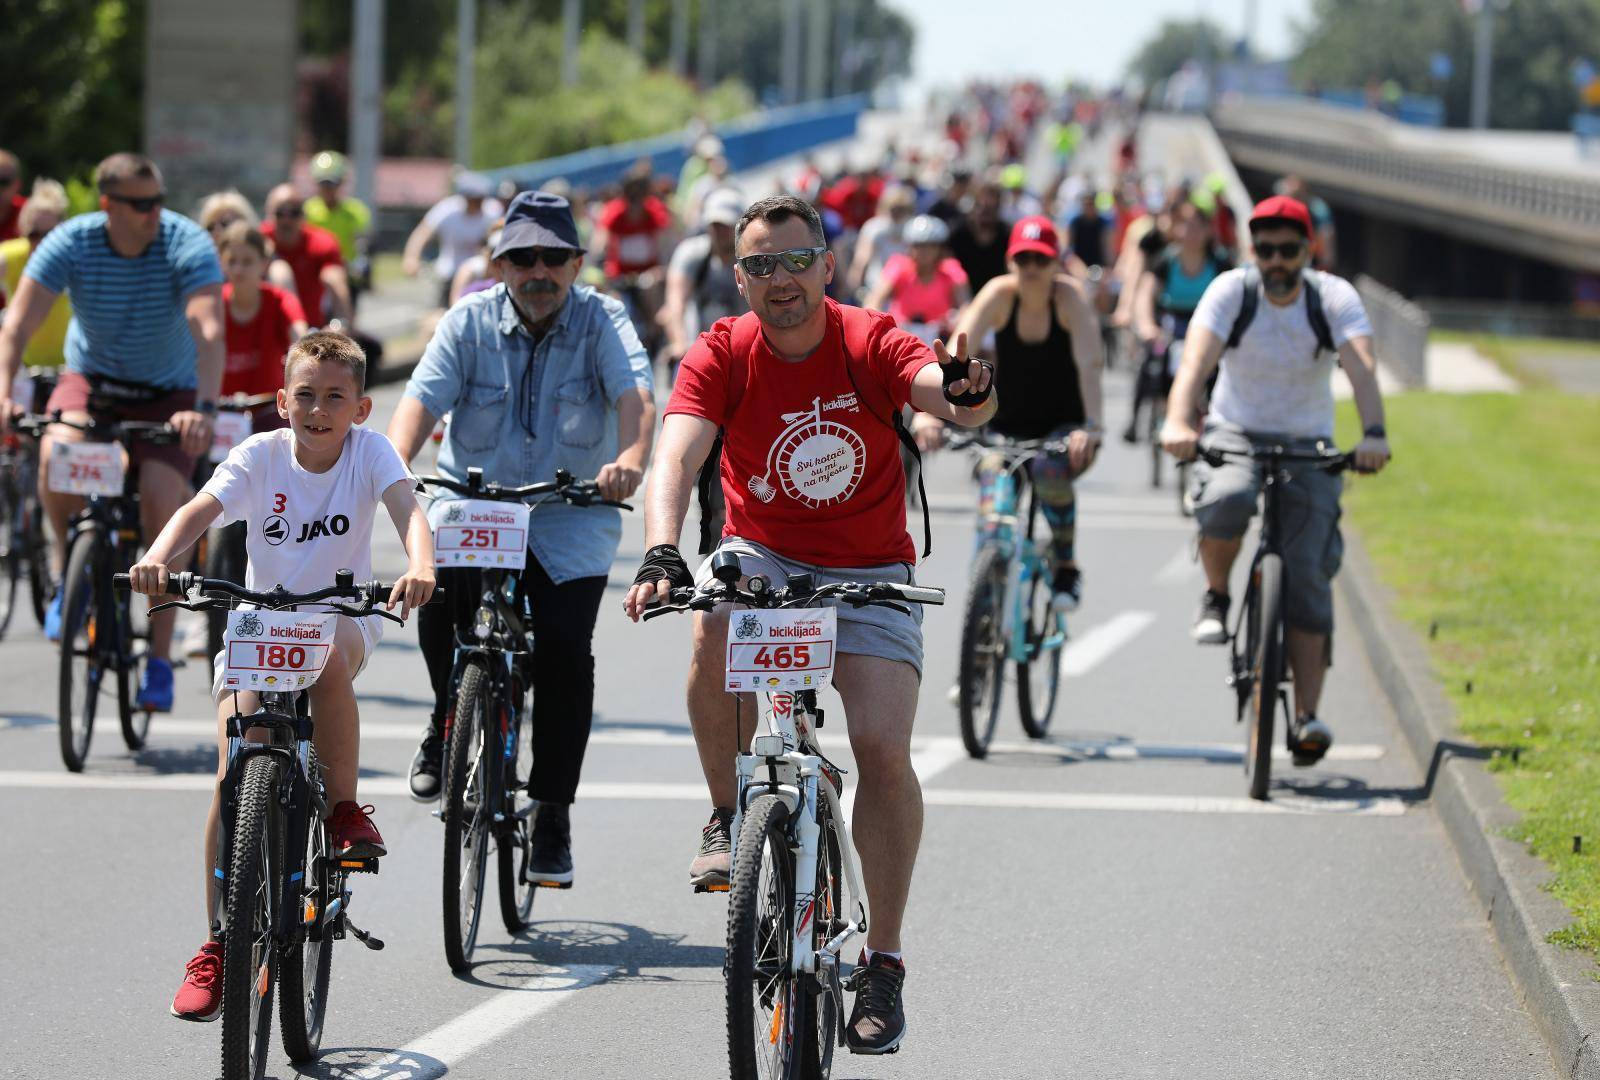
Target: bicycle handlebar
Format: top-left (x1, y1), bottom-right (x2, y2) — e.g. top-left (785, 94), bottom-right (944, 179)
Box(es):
top-left (1197, 444), bottom-right (1372, 475)
top-left (21, 411), bottom-right (180, 445)
top-left (416, 467), bottom-right (632, 511)
top-left (113, 571), bottom-right (445, 620)
top-left (642, 577), bottom-right (945, 621)
top-left (944, 429), bottom-right (1072, 457)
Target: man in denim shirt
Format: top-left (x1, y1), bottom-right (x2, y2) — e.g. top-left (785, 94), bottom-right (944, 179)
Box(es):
top-left (387, 191), bottom-right (654, 885)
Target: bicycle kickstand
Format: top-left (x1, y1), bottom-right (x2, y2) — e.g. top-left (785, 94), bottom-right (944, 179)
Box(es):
top-left (344, 914), bottom-right (385, 951)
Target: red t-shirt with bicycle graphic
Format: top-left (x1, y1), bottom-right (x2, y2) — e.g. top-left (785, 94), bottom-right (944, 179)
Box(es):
top-left (666, 299), bottom-right (933, 567)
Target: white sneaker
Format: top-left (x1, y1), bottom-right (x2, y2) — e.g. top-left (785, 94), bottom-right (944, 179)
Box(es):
top-left (182, 615), bottom-right (211, 659)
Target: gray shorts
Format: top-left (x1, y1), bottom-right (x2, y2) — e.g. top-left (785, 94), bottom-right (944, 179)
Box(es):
top-left (1191, 425), bottom-right (1344, 634)
top-left (695, 537), bottom-right (925, 677)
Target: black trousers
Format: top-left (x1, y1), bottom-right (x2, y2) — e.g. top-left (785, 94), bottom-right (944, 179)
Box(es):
top-left (417, 558), bottom-right (607, 805)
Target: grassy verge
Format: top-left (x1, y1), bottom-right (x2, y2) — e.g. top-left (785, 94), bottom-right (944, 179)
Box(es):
top-left (1429, 329), bottom-right (1600, 387)
top-left (1336, 392), bottom-right (1600, 955)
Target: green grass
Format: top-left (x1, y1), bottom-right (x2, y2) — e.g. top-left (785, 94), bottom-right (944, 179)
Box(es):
top-left (1336, 392), bottom-right (1600, 955)
top-left (1429, 330), bottom-right (1600, 387)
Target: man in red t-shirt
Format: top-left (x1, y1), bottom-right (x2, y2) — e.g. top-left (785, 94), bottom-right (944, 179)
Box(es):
top-left (217, 223), bottom-right (307, 416)
top-left (594, 171), bottom-right (674, 281)
top-left (261, 184), bottom-right (351, 326)
top-left (622, 195), bottom-right (994, 1056)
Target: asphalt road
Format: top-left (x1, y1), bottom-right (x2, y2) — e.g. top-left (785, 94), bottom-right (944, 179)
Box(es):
top-left (0, 369), bottom-right (1557, 1080)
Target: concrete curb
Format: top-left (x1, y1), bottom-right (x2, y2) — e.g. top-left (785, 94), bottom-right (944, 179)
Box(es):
top-left (1339, 532), bottom-right (1600, 1079)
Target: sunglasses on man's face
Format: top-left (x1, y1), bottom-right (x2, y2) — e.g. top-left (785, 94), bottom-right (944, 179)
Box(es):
top-left (1012, 252), bottom-right (1054, 269)
top-left (274, 205), bottom-right (304, 219)
top-left (107, 192), bottom-right (165, 213)
top-left (26, 231), bottom-right (49, 243)
top-left (504, 247), bottom-right (576, 269)
top-left (736, 246), bottom-right (827, 278)
top-left (1254, 240), bottom-right (1304, 261)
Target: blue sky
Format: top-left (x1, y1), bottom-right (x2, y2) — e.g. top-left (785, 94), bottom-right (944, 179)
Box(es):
top-left (897, 0), bottom-right (1315, 95)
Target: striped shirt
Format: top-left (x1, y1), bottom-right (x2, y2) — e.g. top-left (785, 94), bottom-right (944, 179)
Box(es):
top-left (25, 210), bottom-right (223, 389)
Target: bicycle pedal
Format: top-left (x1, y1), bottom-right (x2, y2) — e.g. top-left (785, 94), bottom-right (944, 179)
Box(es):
top-left (531, 879), bottom-right (572, 890)
top-left (333, 857), bottom-right (380, 874)
top-left (694, 882), bottom-right (731, 894)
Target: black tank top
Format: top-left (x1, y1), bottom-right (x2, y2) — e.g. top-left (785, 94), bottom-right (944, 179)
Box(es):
top-left (987, 293), bottom-right (1084, 439)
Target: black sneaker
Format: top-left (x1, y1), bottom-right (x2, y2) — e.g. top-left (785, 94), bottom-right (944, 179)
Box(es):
top-left (1051, 566), bottom-right (1082, 613)
top-left (525, 802), bottom-right (573, 887)
top-left (1290, 714), bottom-right (1333, 766)
top-left (844, 952), bottom-right (906, 1055)
top-left (689, 807), bottom-right (733, 890)
top-left (1192, 589), bottom-right (1230, 645)
top-left (408, 729), bottom-right (444, 802)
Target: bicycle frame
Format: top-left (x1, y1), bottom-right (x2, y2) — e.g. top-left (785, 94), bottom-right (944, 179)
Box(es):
top-left (730, 687), bottom-right (869, 986)
top-left (974, 451), bottom-right (1065, 666)
top-left (442, 564), bottom-right (532, 826)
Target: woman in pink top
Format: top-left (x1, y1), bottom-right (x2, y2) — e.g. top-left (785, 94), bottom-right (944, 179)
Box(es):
top-left (864, 214), bottom-right (971, 345)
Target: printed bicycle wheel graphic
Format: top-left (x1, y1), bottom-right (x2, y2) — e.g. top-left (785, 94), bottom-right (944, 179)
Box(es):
top-left (748, 398), bottom-right (867, 508)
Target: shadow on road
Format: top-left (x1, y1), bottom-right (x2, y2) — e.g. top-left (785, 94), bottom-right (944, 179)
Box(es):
top-left (461, 919), bottom-right (722, 988)
top-left (276, 1046), bottom-right (448, 1079)
top-left (1273, 738), bottom-right (1494, 804)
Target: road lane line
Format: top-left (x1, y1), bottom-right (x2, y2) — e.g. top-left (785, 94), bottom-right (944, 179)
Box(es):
top-left (1154, 545), bottom-right (1195, 585)
top-left (984, 740), bottom-right (1386, 763)
top-left (0, 771), bottom-right (1406, 815)
top-left (348, 964), bottom-right (611, 1080)
top-left (1061, 611), bottom-right (1157, 677)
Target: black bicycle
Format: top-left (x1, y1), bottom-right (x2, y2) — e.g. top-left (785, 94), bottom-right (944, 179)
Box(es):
top-left (1, 370), bottom-right (61, 633)
top-left (117, 569), bottom-right (433, 1080)
top-left (1199, 442), bottom-right (1365, 800)
top-left (36, 412), bottom-right (179, 770)
top-left (416, 467), bottom-right (631, 973)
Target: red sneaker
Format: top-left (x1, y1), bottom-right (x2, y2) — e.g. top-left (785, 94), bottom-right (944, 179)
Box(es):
top-left (171, 941), bottom-right (223, 1022)
top-left (329, 801), bottom-right (387, 858)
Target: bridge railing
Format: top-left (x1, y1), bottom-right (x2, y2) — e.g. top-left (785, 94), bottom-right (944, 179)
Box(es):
top-left (1355, 274), bottom-right (1430, 389)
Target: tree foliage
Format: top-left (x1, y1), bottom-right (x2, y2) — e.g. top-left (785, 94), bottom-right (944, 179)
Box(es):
top-left (1124, 18), bottom-right (1230, 88)
top-left (1292, 0), bottom-right (1600, 130)
top-left (0, 0), bottom-right (147, 185)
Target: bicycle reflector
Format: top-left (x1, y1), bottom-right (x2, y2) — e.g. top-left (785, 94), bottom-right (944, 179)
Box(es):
top-left (473, 607), bottom-right (494, 640)
top-left (754, 735), bottom-right (785, 757)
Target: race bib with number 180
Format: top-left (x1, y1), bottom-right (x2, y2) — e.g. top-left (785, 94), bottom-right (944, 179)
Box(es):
top-left (222, 609), bottom-right (335, 691)
top-left (725, 607), bottom-right (838, 693)
top-left (428, 499), bottom-right (531, 569)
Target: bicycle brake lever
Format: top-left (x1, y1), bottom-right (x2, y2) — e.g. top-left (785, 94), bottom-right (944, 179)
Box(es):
top-left (326, 602), bottom-right (407, 626)
top-left (148, 599), bottom-right (217, 615)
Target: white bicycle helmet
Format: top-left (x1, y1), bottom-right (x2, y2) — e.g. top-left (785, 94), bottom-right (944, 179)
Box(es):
top-left (902, 214), bottom-right (950, 246)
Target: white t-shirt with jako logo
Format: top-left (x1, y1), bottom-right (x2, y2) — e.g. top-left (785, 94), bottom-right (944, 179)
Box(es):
top-left (201, 426), bottom-right (412, 599)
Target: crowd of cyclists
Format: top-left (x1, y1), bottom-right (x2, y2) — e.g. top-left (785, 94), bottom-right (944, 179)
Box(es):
top-left (0, 74), bottom-right (1390, 1065)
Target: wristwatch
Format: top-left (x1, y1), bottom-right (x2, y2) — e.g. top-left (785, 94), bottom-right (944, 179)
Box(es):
top-left (1363, 423), bottom-right (1386, 439)
top-left (1082, 418), bottom-right (1102, 435)
top-left (195, 400), bottom-right (217, 417)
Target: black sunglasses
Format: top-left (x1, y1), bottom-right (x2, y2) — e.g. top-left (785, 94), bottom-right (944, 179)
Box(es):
top-left (735, 246), bottom-right (827, 278)
top-left (504, 247), bottom-right (577, 268)
top-left (1012, 251), bottom-right (1054, 268)
top-left (273, 205), bottom-right (304, 219)
top-left (1254, 240), bottom-right (1304, 261)
top-left (26, 231), bottom-right (48, 243)
top-left (107, 192), bottom-right (165, 213)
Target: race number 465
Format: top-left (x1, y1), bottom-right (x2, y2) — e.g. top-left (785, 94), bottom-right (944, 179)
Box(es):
top-left (725, 608), bottom-right (837, 693)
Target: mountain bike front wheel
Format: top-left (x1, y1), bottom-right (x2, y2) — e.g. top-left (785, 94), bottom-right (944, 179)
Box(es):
top-left (957, 548), bottom-right (1007, 759)
top-left (57, 528), bottom-right (102, 772)
top-left (1017, 567), bottom-right (1062, 739)
top-left (727, 794), bottom-right (804, 1080)
top-left (0, 473), bottom-right (21, 640)
top-left (442, 659), bottom-right (492, 972)
top-left (1246, 555), bottom-right (1285, 801)
top-left (221, 754), bottom-right (283, 1080)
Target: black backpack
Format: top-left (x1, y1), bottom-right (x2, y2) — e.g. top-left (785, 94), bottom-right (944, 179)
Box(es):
top-left (1226, 266), bottom-right (1335, 359)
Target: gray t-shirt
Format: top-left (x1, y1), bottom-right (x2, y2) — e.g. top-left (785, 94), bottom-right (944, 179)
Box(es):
top-left (1191, 267), bottom-right (1372, 439)
top-left (668, 233), bottom-right (744, 339)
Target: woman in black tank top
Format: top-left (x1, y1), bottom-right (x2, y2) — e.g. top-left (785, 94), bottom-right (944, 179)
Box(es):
top-left (941, 216), bottom-right (1106, 608)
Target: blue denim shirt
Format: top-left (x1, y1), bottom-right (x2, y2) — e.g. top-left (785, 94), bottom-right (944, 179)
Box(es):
top-left (404, 283), bottom-right (652, 584)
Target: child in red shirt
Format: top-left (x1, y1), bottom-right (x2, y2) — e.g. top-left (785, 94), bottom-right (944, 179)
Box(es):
top-left (218, 224), bottom-right (307, 430)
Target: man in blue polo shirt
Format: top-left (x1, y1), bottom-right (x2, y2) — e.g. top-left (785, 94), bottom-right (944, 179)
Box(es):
top-left (386, 190), bottom-right (654, 885)
top-left (0, 152), bottom-right (224, 711)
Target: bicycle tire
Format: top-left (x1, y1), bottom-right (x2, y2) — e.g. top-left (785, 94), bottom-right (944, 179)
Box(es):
top-left (957, 547), bottom-right (1007, 759)
top-left (279, 798), bottom-right (334, 1062)
top-left (443, 659), bottom-right (492, 973)
top-left (1017, 565), bottom-right (1062, 739)
top-left (1148, 396), bottom-right (1164, 489)
top-left (497, 691), bottom-right (536, 934)
top-left (0, 474), bottom-right (20, 640)
top-left (727, 793), bottom-right (804, 1080)
top-left (798, 800), bottom-right (843, 1079)
top-left (221, 753), bottom-right (283, 1080)
top-left (207, 524), bottom-right (247, 663)
top-left (57, 528), bottom-right (101, 772)
top-left (25, 485), bottom-right (49, 628)
top-left (1246, 555), bottom-right (1285, 801)
top-left (116, 583), bottom-right (149, 750)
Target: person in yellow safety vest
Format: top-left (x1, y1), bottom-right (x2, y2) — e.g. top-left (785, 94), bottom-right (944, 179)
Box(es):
top-left (304, 151), bottom-right (373, 298)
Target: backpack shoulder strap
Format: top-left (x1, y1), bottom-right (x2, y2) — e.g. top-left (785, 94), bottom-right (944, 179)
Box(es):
top-left (1301, 271), bottom-right (1336, 356)
top-left (837, 306), bottom-right (933, 558)
top-left (1226, 265), bottom-right (1259, 350)
top-left (694, 315), bottom-right (758, 555)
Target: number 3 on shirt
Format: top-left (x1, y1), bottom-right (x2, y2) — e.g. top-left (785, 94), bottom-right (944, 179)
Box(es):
top-left (273, 492), bottom-right (287, 513)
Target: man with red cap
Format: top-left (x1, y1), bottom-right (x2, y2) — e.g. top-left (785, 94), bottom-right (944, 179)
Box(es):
top-left (941, 214), bottom-right (1105, 610)
top-left (1160, 195), bottom-right (1390, 765)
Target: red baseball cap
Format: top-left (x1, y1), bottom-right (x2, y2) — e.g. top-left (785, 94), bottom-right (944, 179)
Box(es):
top-left (1249, 195), bottom-right (1313, 237)
top-left (1007, 215), bottom-right (1060, 260)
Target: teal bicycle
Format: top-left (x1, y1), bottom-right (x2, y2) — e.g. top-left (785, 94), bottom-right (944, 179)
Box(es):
top-left (949, 431), bottom-right (1072, 758)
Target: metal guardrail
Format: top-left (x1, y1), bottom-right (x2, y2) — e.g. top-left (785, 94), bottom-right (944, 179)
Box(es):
top-left (483, 94), bottom-right (869, 193)
top-left (1354, 275), bottom-right (1431, 389)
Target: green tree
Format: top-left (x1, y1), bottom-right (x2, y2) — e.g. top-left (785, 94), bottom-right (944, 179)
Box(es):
top-left (1292, 0), bottom-right (1600, 130)
top-left (0, 0), bottom-right (146, 186)
top-left (1124, 18), bottom-right (1230, 87)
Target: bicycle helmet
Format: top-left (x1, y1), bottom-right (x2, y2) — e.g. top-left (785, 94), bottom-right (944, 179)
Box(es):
top-left (902, 214), bottom-right (950, 246)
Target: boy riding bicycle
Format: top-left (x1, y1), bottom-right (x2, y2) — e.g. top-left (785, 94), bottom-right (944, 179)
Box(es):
top-left (127, 331), bottom-right (436, 1022)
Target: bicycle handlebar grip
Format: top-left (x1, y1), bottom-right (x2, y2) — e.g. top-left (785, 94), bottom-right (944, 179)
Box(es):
top-left (895, 584), bottom-right (947, 605)
top-left (113, 571), bottom-right (194, 595)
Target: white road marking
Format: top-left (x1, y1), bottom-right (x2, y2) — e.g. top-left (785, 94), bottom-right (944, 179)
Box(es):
top-left (1154, 544), bottom-right (1196, 585)
top-left (1061, 611), bottom-right (1157, 677)
top-left (0, 771), bottom-right (1406, 816)
top-left (347, 964), bottom-right (611, 1080)
top-left (909, 736), bottom-right (967, 783)
top-left (984, 740), bottom-right (1387, 763)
